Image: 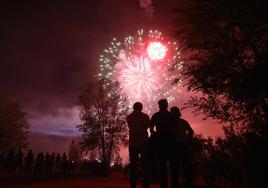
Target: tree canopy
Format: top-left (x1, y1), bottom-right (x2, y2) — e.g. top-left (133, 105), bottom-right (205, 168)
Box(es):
top-left (0, 94), bottom-right (29, 152)
top-left (174, 3), bottom-right (268, 185)
top-left (174, 0), bottom-right (268, 125)
top-left (77, 79), bottom-right (129, 167)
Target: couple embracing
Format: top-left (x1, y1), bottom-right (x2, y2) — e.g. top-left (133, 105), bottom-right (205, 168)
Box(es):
top-left (127, 99), bottom-right (194, 188)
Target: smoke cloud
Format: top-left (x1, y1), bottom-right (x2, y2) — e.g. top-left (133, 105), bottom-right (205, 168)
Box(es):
top-left (139, 0), bottom-right (154, 18)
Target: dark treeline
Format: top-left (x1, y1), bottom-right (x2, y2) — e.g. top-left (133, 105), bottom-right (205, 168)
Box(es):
top-left (124, 130), bottom-right (268, 187)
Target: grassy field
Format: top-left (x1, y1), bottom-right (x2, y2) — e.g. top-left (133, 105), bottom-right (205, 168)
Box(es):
top-left (0, 171), bottom-right (216, 188)
top-left (0, 173), bottom-right (140, 188)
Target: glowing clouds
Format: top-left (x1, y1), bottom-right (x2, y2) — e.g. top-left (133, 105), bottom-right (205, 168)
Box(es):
top-left (147, 42), bottom-right (167, 61)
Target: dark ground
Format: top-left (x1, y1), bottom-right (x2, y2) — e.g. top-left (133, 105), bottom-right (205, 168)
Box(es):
top-left (0, 172), bottom-right (217, 188)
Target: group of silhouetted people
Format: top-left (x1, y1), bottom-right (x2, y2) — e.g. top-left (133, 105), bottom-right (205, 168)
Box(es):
top-left (127, 99), bottom-right (194, 188)
top-left (0, 149), bottom-right (71, 175)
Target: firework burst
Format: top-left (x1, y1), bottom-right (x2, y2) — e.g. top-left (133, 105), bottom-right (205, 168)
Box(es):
top-left (98, 29), bottom-right (183, 114)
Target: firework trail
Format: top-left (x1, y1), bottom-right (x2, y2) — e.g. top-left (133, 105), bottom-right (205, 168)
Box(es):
top-left (98, 29), bottom-right (183, 114)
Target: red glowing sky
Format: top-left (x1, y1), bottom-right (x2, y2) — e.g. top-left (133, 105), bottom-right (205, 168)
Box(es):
top-left (1, 0), bottom-right (224, 152)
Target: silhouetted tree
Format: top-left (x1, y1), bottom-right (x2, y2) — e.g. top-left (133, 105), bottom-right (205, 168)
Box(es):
top-left (188, 134), bottom-right (214, 185)
top-left (174, 1), bottom-right (268, 187)
top-left (207, 123), bottom-right (268, 187)
top-left (0, 94), bottom-right (29, 152)
top-left (174, 0), bottom-right (268, 125)
top-left (77, 79), bottom-right (129, 168)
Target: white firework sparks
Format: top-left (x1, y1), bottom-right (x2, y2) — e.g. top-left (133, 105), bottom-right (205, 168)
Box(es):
top-left (98, 29), bottom-right (183, 114)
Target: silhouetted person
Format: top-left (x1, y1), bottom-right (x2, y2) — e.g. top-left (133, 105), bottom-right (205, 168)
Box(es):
top-left (15, 149), bottom-right (23, 172)
top-left (48, 152), bottom-right (55, 173)
top-left (44, 152), bottom-right (50, 173)
top-left (146, 128), bottom-right (160, 183)
top-left (61, 152), bottom-right (68, 174)
top-left (5, 149), bottom-right (15, 173)
top-left (55, 153), bottom-right (61, 173)
top-left (171, 106), bottom-right (194, 186)
top-left (34, 152), bottom-right (44, 174)
top-left (151, 99), bottom-right (178, 188)
top-left (24, 150), bottom-right (34, 174)
top-left (127, 102), bottom-right (150, 188)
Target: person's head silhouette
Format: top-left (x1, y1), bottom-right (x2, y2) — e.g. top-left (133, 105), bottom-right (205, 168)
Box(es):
top-left (170, 106), bottom-right (182, 117)
top-left (133, 102), bottom-right (143, 112)
top-left (158, 99), bottom-right (168, 110)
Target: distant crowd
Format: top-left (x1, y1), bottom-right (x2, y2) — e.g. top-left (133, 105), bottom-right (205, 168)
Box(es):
top-left (0, 149), bottom-right (75, 175)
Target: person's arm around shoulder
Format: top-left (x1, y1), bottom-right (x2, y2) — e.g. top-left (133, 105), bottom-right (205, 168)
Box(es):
top-left (145, 114), bottom-right (151, 129)
top-left (150, 113), bottom-right (157, 135)
top-left (185, 120), bottom-right (194, 138)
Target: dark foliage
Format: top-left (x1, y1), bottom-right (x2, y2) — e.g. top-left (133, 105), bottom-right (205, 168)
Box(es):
top-left (174, 0), bottom-right (268, 124)
top-left (0, 94), bottom-right (29, 152)
top-left (174, 1), bottom-right (268, 187)
top-left (77, 79), bottom-right (129, 168)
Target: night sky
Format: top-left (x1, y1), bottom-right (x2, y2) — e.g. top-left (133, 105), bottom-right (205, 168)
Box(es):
top-left (1, 0), bottom-right (223, 152)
